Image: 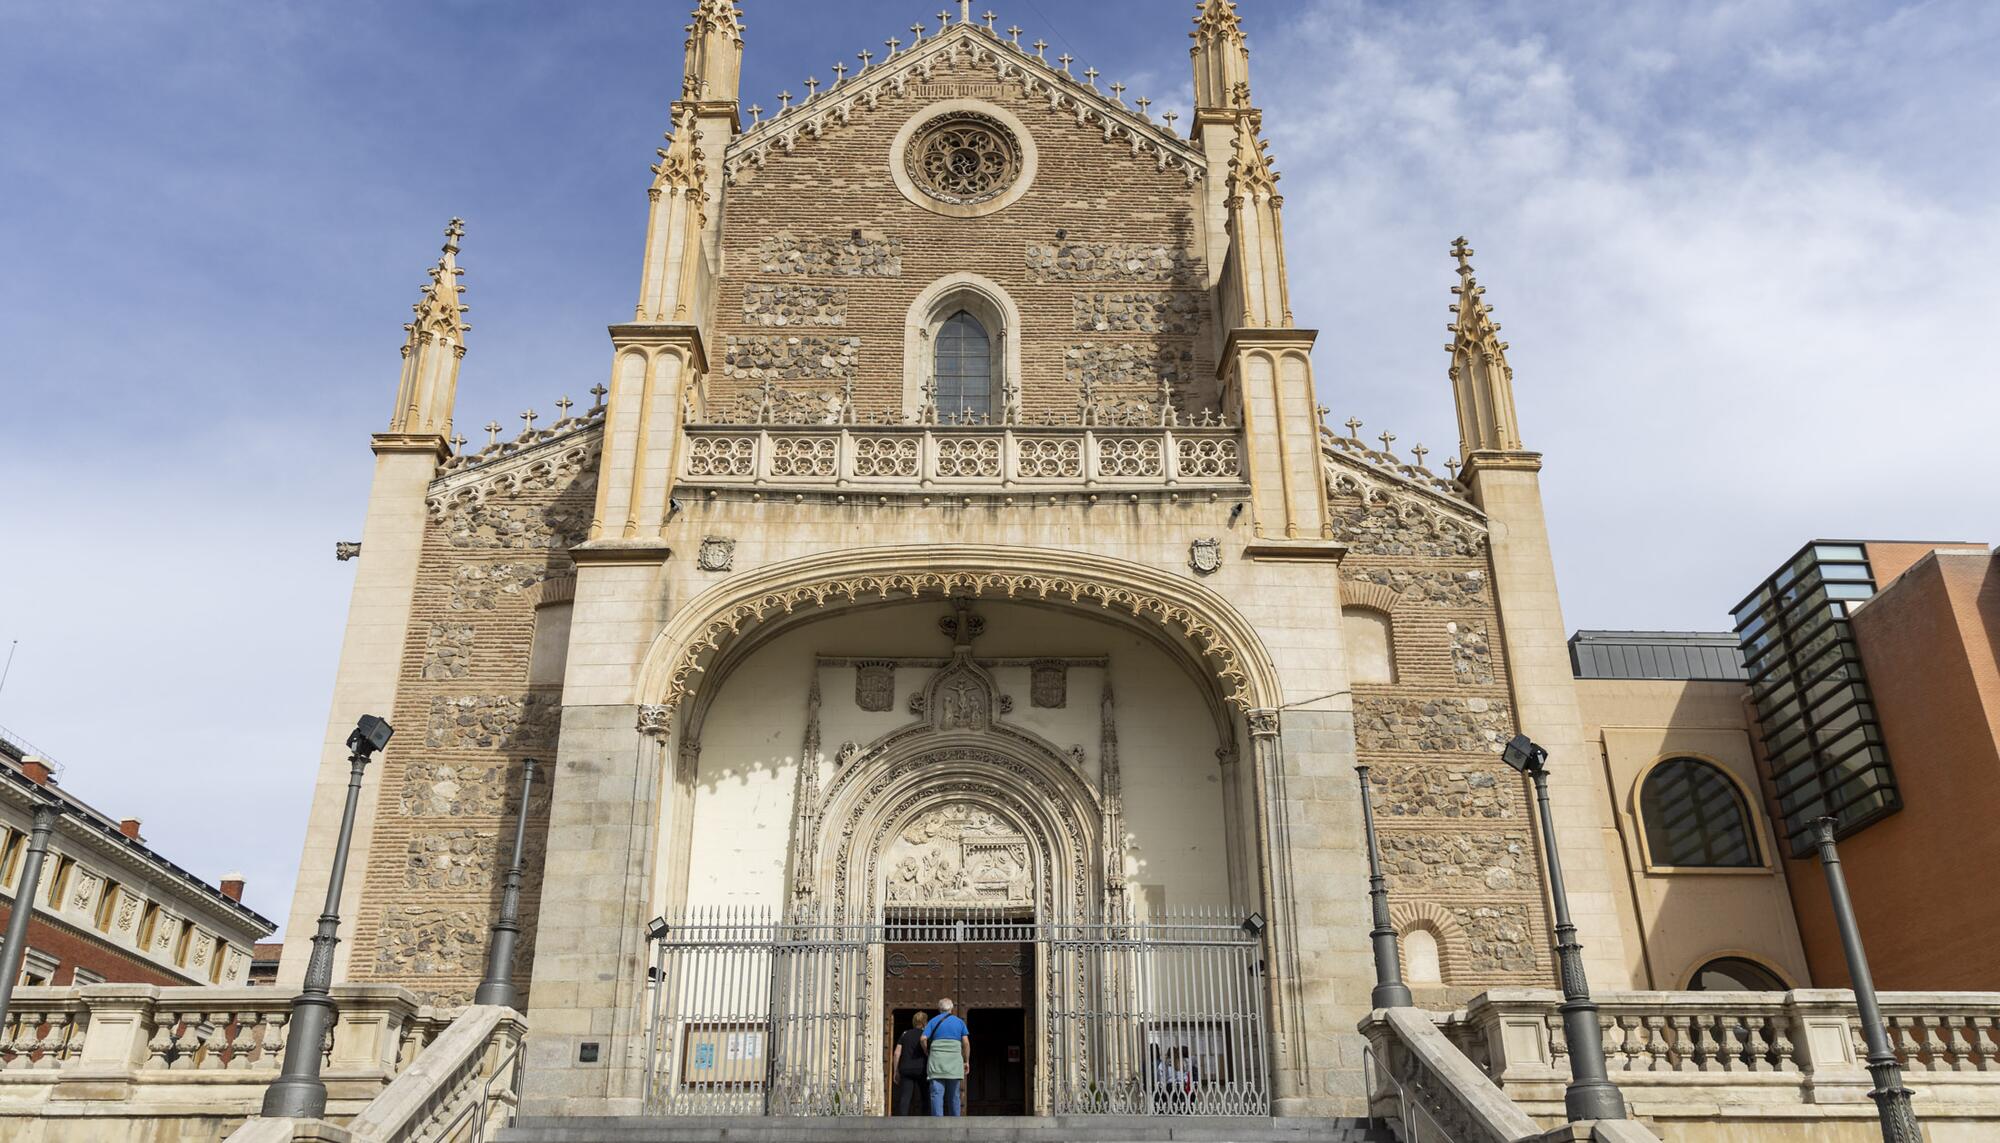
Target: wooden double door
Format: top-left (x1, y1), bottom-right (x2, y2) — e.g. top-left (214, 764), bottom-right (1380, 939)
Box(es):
top-left (883, 941), bottom-right (1034, 1115)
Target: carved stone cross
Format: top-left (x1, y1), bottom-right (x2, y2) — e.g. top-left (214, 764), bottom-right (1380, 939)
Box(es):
top-left (1163, 110), bottom-right (1179, 130)
top-left (1007, 25), bottom-right (1023, 45)
top-left (484, 421), bottom-right (503, 446)
top-left (556, 395), bottom-right (574, 419)
top-left (831, 62), bottom-right (847, 83)
top-left (886, 37), bottom-right (901, 56)
top-left (1345, 417), bottom-right (1364, 438)
top-left (450, 433), bottom-right (468, 453)
top-left (804, 76), bottom-right (819, 97)
top-left (1452, 236), bottom-right (1475, 274)
top-left (1033, 39), bottom-right (1048, 60)
top-left (1378, 431), bottom-right (1396, 454)
top-left (1411, 443), bottom-right (1429, 468)
top-left (1446, 457), bottom-right (1462, 478)
top-left (857, 49), bottom-right (873, 70)
top-left (911, 23), bottom-right (926, 43)
top-left (1057, 53), bottom-right (1073, 74)
top-left (1137, 96), bottom-right (1152, 116)
top-left (589, 382), bottom-right (609, 407)
top-left (984, 10), bottom-right (998, 31)
top-left (521, 409), bottom-right (539, 433)
top-left (1110, 81), bottom-right (1126, 103)
top-left (748, 104), bottom-right (763, 124)
top-left (1084, 67), bottom-right (1100, 87)
top-left (779, 89), bottom-right (793, 109)
top-left (937, 10), bottom-right (952, 33)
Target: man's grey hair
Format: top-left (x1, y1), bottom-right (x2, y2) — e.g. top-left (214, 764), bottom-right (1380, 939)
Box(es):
top-left (938, 997), bottom-right (954, 1012)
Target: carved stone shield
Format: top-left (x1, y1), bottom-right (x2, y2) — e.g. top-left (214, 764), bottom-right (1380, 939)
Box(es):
top-left (697, 536), bottom-right (735, 572)
top-left (1189, 537), bottom-right (1222, 576)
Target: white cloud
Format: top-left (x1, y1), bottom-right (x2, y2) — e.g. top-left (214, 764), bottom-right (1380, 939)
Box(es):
top-left (1259, 0), bottom-right (1997, 629)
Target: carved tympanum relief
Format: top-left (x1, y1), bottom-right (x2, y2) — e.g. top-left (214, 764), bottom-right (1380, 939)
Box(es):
top-left (884, 802), bottom-right (1034, 906)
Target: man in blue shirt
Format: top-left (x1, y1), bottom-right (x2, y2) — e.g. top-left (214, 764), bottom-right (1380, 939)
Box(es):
top-left (921, 998), bottom-right (971, 1116)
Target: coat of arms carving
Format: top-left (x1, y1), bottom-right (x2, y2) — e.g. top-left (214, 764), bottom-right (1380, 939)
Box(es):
top-left (1190, 537), bottom-right (1222, 576)
top-left (854, 662), bottom-right (896, 712)
top-left (697, 537), bottom-right (736, 572)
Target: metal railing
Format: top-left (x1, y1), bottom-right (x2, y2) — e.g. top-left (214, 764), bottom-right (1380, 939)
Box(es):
top-left (641, 905), bottom-right (1269, 1118)
top-left (680, 424), bottom-right (1244, 490)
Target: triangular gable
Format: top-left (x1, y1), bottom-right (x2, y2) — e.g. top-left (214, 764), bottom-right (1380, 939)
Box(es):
top-left (724, 23), bottom-right (1204, 185)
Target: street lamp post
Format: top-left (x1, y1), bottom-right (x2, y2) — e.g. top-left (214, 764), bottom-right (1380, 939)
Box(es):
top-left (474, 758), bottom-right (539, 1009)
top-left (262, 715), bottom-right (395, 1120)
top-left (1503, 734), bottom-right (1628, 1124)
top-left (1811, 816), bottom-right (1923, 1142)
top-left (1355, 765), bottom-right (1413, 1009)
top-left (0, 796), bottom-right (65, 1028)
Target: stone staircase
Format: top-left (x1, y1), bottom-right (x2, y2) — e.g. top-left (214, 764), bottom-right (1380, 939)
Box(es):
top-left (498, 1116), bottom-right (1401, 1143)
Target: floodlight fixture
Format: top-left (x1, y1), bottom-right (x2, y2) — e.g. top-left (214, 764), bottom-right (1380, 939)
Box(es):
top-left (1501, 733), bottom-right (1546, 775)
top-left (348, 714), bottom-right (395, 756)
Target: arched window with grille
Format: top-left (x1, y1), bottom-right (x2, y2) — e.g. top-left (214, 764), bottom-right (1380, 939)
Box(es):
top-left (1640, 757), bottom-right (1760, 868)
top-left (934, 310), bottom-right (995, 424)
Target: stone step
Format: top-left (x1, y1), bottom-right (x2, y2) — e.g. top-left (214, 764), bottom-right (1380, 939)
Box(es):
top-left (499, 1115), bottom-right (1400, 1143)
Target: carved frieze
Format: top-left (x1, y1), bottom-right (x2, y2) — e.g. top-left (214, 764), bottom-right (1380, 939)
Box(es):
top-left (884, 803), bottom-right (1033, 907)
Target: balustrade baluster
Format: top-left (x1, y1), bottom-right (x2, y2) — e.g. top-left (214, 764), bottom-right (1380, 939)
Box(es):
top-left (1919, 1015), bottom-right (1950, 1073)
top-left (1973, 1015), bottom-right (2000, 1072)
top-left (1645, 1015), bottom-right (1672, 1072)
top-left (199, 1011), bottom-right (232, 1069)
top-left (170, 1016), bottom-right (203, 1070)
top-left (259, 1011), bottom-right (288, 1071)
top-left (1745, 1015), bottom-right (1774, 1073)
top-left (146, 1022), bottom-right (175, 1070)
top-left (1719, 1015), bottom-right (1747, 1073)
top-left (1547, 1012), bottom-right (1569, 1072)
top-left (1693, 1013), bottom-right (1722, 1072)
top-left (32, 1012), bottom-right (65, 1068)
top-left (227, 1012), bottom-right (258, 1070)
top-left (1768, 1012), bottom-right (1798, 1073)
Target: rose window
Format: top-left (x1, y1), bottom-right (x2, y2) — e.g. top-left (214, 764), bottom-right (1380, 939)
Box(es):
top-left (907, 114), bottom-right (1023, 205)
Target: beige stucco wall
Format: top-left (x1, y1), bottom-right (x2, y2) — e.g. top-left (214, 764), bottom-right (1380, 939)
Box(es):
top-left (681, 602), bottom-right (1234, 914)
top-left (1576, 677), bottom-right (1810, 991)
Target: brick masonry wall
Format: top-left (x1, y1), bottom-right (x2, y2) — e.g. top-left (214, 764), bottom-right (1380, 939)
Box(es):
top-left (346, 441), bottom-right (594, 1006)
top-left (0, 903), bottom-right (188, 986)
top-left (1333, 474), bottom-right (1555, 987)
top-left (710, 63), bottom-right (1216, 425)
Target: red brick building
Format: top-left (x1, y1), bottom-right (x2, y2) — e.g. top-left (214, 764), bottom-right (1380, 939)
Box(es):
top-left (0, 730), bottom-right (274, 988)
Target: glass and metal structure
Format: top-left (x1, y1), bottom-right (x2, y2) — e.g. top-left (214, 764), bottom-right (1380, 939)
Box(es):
top-left (1731, 542), bottom-right (1898, 856)
top-left (1640, 758), bottom-right (1759, 868)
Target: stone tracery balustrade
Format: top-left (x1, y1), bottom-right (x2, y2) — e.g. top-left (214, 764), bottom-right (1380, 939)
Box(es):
top-left (1431, 989), bottom-right (2000, 1135)
top-left (0, 984), bottom-right (448, 1133)
top-left (682, 424), bottom-right (1244, 490)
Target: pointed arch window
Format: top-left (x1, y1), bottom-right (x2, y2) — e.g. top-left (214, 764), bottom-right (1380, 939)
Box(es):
top-left (1640, 757), bottom-right (1760, 868)
top-left (934, 311), bottom-right (995, 424)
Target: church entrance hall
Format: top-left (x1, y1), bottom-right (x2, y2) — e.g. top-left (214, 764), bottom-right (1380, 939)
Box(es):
top-left (883, 913), bottom-right (1037, 1116)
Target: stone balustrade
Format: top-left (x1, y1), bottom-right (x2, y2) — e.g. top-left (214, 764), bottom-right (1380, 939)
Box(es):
top-left (681, 424), bottom-right (1245, 491)
top-left (0, 983), bottom-right (446, 1143)
top-left (1436, 990), bottom-right (2000, 1141)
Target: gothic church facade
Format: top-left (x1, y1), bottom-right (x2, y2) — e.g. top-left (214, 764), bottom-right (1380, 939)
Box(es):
top-left (285, 1), bottom-right (1634, 1118)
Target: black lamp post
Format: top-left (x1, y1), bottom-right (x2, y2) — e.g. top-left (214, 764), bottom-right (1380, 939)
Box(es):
top-left (1811, 816), bottom-right (1923, 1142)
top-left (1355, 765), bottom-right (1413, 1009)
top-left (0, 796), bottom-right (65, 1029)
top-left (262, 715), bottom-right (394, 1120)
top-left (1502, 733), bottom-right (1628, 1124)
top-left (474, 758), bottom-right (538, 1009)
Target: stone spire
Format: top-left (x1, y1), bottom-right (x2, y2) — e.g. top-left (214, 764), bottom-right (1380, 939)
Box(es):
top-left (1190, 0), bottom-right (1251, 114)
top-left (1224, 115), bottom-right (1292, 327)
top-left (1446, 237), bottom-right (1526, 460)
top-left (636, 108), bottom-right (710, 322)
top-left (681, 0), bottom-right (744, 106)
top-left (387, 219), bottom-right (469, 439)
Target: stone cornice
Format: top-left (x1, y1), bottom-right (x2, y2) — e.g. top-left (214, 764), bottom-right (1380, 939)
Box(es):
top-left (724, 24), bottom-right (1204, 184)
top-left (1242, 539), bottom-right (1348, 563)
top-left (1219, 326), bottom-right (1318, 375)
top-left (371, 432), bottom-right (452, 461)
top-left (608, 322), bottom-right (709, 374)
top-left (1463, 449), bottom-right (1544, 477)
top-left (571, 541), bottom-right (673, 567)
top-left (430, 418), bottom-right (603, 497)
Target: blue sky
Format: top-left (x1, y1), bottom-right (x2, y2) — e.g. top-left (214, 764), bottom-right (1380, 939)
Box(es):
top-left (2, 0), bottom-right (1994, 932)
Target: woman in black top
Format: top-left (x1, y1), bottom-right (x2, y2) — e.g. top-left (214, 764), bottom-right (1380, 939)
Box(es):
top-left (892, 1010), bottom-right (930, 1116)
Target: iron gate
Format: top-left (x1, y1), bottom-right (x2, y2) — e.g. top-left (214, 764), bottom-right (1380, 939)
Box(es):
top-left (641, 905), bottom-right (1269, 1117)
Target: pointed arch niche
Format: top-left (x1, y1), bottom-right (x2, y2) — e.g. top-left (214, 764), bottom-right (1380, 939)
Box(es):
top-left (904, 273), bottom-right (1022, 423)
